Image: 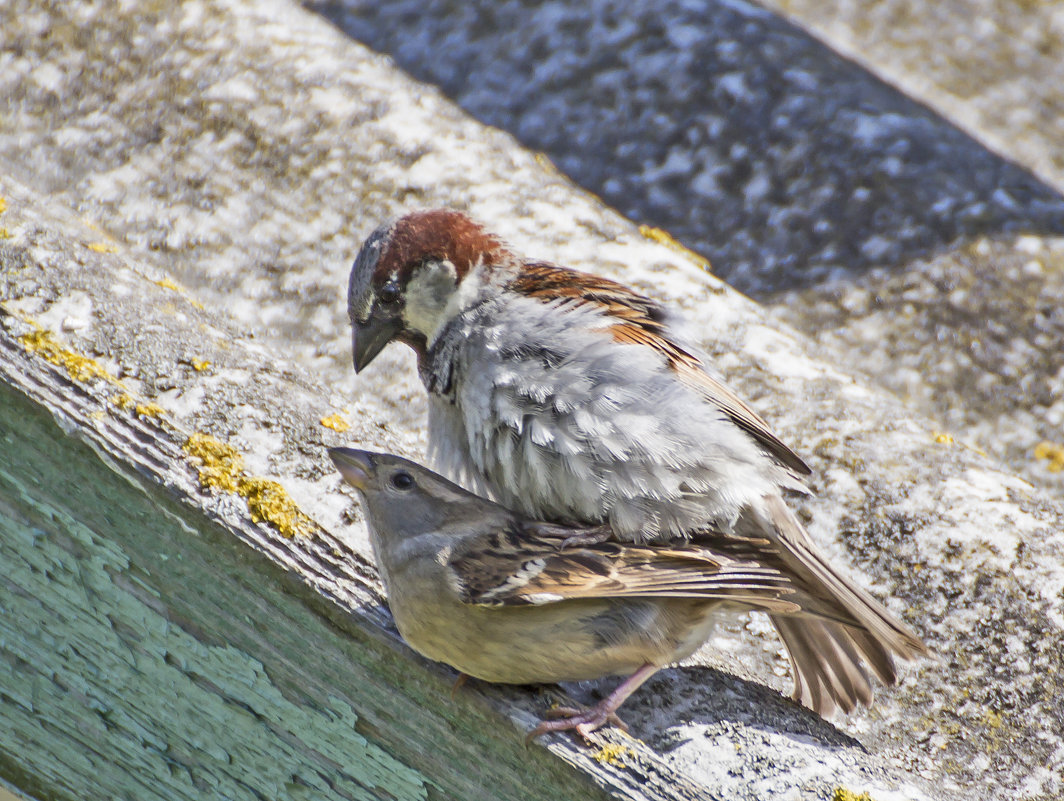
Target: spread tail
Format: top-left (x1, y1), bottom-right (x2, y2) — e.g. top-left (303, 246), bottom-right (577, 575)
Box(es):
top-left (749, 494), bottom-right (927, 715)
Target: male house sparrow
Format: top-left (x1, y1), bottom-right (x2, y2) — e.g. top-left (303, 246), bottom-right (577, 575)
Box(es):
top-left (346, 209), bottom-right (926, 724)
top-left (330, 448), bottom-right (899, 740)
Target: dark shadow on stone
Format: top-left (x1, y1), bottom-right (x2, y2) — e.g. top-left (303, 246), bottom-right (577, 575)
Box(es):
top-left (560, 664), bottom-right (861, 752)
top-left (306, 0), bottom-right (1064, 297)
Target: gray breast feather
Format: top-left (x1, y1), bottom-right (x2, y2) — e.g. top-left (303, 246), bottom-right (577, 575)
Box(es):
top-left (426, 293), bottom-right (786, 540)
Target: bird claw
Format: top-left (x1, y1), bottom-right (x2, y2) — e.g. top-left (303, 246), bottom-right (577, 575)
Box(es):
top-left (450, 672), bottom-right (469, 699)
top-left (559, 525), bottom-right (612, 549)
top-left (525, 703), bottom-right (630, 745)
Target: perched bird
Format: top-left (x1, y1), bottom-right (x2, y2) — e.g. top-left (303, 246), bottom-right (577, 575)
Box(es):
top-left (346, 209), bottom-right (926, 722)
top-left (331, 448), bottom-right (895, 740)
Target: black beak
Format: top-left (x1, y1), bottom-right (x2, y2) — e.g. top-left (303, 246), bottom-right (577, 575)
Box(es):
top-left (352, 315), bottom-right (402, 373)
top-left (329, 448), bottom-right (375, 490)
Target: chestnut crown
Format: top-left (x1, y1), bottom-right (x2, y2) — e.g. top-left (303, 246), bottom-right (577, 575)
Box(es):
top-left (347, 209), bottom-right (508, 371)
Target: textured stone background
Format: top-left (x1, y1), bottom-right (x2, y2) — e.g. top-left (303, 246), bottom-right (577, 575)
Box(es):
top-left (306, 0), bottom-right (1064, 499)
top-left (308, 0), bottom-right (1064, 295)
top-left (2, 0), bottom-right (1064, 799)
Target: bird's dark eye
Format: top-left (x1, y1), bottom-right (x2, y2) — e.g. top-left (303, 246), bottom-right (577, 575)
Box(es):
top-left (378, 282), bottom-right (401, 304)
top-left (390, 471), bottom-right (414, 490)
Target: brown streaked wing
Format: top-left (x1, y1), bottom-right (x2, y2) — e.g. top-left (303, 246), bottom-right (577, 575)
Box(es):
top-left (448, 523), bottom-right (801, 612)
top-left (510, 262), bottom-right (811, 476)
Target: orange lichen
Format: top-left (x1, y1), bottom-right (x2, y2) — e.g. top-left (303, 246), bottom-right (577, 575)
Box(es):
top-left (1034, 441), bottom-right (1064, 473)
top-left (320, 412), bottom-right (351, 432)
top-left (639, 224), bottom-right (712, 271)
top-left (152, 276), bottom-right (205, 309)
top-left (18, 326), bottom-right (114, 384)
top-left (111, 393), bottom-right (136, 410)
top-left (182, 432), bottom-right (315, 538)
top-left (134, 402), bottom-right (167, 418)
top-left (591, 742), bottom-right (635, 767)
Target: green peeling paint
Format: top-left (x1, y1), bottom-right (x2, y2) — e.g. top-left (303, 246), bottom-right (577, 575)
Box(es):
top-left (0, 382), bottom-right (427, 801)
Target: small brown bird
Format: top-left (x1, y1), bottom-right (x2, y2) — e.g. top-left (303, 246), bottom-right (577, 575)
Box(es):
top-left (329, 447), bottom-right (924, 741)
top-left (346, 209), bottom-right (927, 718)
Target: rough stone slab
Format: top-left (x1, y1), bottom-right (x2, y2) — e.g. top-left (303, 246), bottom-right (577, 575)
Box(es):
top-left (774, 235), bottom-right (1064, 496)
top-left (305, 0), bottom-right (1064, 295)
top-left (755, 0), bottom-right (1064, 197)
top-left (300, 0), bottom-right (1064, 503)
top-left (0, 0), bottom-right (1063, 798)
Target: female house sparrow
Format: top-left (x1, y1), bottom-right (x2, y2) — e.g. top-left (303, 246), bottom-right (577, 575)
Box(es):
top-left (346, 209), bottom-right (926, 722)
top-left (330, 448), bottom-right (892, 740)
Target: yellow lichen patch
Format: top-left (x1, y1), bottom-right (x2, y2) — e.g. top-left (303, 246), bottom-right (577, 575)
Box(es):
top-left (239, 476), bottom-right (316, 538)
top-left (110, 392), bottom-right (136, 410)
top-left (154, 276), bottom-right (205, 310)
top-left (591, 742), bottom-right (635, 767)
top-left (934, 432), bottom-right (954, 445)
top-left (17, 326), bottom-right (115, 384)
top-left (320, 412), bottom-right (351, 433)
top-left (87, 242), bottom-right (118, 253)
top-left (0, 228), bottom-right (11, 240)
top-left (190, 358), bottom-right (212, 372)
top-left (639, 224), bottom-right (712, 271)
top-left (0, 196), bottom-right (7, 214)
top-left (183, 432), bottom-right (245, 493)
top-left (1034, 441), bottom-right (1064, 473)
top-left (534, 152), bottom-right (561, 176)
top-left (134, 402), bottom-right (166, 418)
top-left (182, 432), bottom-right (315, 538)
top-left (833, 789), bottom-right (875, 801)
top-left (983, 708), bottom-right (1004, 729)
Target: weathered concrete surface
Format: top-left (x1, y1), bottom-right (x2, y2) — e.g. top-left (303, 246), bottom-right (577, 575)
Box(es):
top-left (306, 0), bottom-right (1064, 296)
top-left (757, 0), bottom-right (1064, 198)
top-left (754, 0), bottom-right (1064, 499)
top-left (774, 236), bottom-right (1064, 497)
top-left (1, 0), bottom-right (1063, 799)
top-left (303, 0), bottom-right (1064, 500)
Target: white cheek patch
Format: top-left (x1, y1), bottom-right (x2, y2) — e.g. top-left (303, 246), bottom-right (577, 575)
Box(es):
top-left (404, 260), bottom-right (459, 342)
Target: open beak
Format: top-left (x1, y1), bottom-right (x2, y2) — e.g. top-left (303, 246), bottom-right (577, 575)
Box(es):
top-left (329, 448), bottom-right (375, 490)
top-left (352, 315), bottom-right (402, 373)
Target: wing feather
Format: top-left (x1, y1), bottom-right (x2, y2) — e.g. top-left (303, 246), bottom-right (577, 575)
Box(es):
top-left (448, 522), bottom-right (800, 613)
top-left (510, 262), bottom-right (810, 476)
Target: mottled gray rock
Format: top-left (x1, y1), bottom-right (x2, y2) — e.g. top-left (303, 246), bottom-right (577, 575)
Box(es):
top-left (756, 0), bottom-right (1064, 198)
top-left (751, 1), bottom-right (1064, 501)
top-left (775, 236), bottom-right (1064, 496)
top-left (2, 0), bottom-right (1063, 799)
top-left (306, 0), bottom-right (1064, 296)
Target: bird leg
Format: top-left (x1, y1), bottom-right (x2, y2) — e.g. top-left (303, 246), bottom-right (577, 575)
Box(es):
top-left (450, 672), bottom-right (470, 698)
top-left (526, 663), bottom-right (658, 744)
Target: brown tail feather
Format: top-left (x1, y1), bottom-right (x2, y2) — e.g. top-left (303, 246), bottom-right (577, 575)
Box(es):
top-left (750, 494), bottom-right (927, 715)
top-left (773, 616), bottom-right (884, 715)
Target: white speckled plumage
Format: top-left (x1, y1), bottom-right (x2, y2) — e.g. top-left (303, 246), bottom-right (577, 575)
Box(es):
top-left (346, 208), bottom-right (926, 721)
top-left (422, 269), bottom-right (789, 541)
